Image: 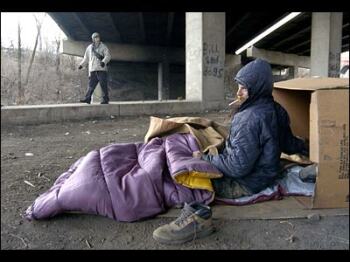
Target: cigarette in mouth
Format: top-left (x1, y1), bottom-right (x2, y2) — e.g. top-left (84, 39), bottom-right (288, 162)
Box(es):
top-left (229, 97), bottom-right (243, 106)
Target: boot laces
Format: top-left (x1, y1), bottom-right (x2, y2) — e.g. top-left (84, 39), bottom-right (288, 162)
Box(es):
top-left (174, 207), bottom-right (195, 227)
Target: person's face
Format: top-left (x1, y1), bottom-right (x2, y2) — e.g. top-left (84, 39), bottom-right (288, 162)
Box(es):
top-left (237, 84), bottom-right (249, 102)
top-left (93, 36), bottom-right (101, 44)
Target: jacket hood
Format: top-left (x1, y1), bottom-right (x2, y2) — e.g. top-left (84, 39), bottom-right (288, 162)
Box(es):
top-left (234, 58), bottom-right (273, 110)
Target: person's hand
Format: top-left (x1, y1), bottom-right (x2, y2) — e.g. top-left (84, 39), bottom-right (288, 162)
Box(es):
top-left (192, 151), bottom-right (202, 158)
top-left (78, 65), bottom-right (83, 70)
top-left (100, 62), bottom-right (105, 68)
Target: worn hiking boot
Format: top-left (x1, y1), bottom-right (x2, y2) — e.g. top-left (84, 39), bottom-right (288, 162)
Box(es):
top-left (153, 202), bottom-right (215, 245)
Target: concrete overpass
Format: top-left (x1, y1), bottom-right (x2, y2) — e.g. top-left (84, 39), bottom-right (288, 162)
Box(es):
top-left (2, 12), bottom-right (348, 125)
top-left (49, 12), bottom-right (349, 102)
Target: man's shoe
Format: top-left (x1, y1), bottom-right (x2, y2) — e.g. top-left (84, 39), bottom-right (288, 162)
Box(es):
top-left (80, 99), bottom-right (91, 104)
top-left (299, 163), bottom-right (317, 183)
top-left (100, 101), bottom-right (109, 104)
top-left (153, 202), bottom-right (215, 245)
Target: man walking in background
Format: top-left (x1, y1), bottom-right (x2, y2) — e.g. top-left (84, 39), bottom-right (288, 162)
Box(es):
top-left (79, 32), bottom-right (111, 104)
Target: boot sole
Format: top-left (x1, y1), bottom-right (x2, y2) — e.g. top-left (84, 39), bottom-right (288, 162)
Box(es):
top-left (153, 226), bottom-right (215, 245)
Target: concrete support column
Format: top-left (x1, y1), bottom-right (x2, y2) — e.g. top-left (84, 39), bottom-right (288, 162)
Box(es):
top-left (310, 12), bottom-right (343, 77)
top-left (293, 66), bottom-right (298, 78)
top-left (289, 66), bottom-right (297, 78)
top-left (186, 12), bottom-right (225, 109)
top-left (158, 56), bottom-right (170, 100)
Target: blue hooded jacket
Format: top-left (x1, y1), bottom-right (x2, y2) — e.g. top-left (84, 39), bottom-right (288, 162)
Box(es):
top-left (202, 58), bottom-right (306, 193)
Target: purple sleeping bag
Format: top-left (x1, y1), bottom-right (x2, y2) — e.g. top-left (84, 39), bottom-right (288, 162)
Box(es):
top-left (25, 133), bottom-right (221, 222)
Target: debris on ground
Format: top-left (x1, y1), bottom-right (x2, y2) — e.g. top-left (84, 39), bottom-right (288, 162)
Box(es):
top-left (92, 121), bottom-right (97, 124)
top-left (285, 234), bottom-right (296, 243)
top-left (25, 153), bottom-right (34, 157)
top-left (307, 213), bottom-right (321, 221)
top-left (38, 173), bottom-right (50, 181)
top-left (126, 235), bottom-right (134, 244)
top-left (7, 153), bottom-right (17, 159)
top-left (110, 115), bottom-right (115, 119)
top-left (65, 132), bottom-right (70, 136)
top-left (85, 239), bottom-right (92, 248)
top-left (9, 233), bottom-right (28, 248)
top-left (280, 220), bottom-right (296, 243)
top-left (24, 180), bottom-right (35, 187)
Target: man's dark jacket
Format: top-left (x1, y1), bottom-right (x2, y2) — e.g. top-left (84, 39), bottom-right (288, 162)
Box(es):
top-left (202, 59), bottom-right (306, 193)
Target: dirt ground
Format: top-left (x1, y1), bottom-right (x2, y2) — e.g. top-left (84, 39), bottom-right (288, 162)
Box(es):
top-left (1, 111), bottom-right (349, 250)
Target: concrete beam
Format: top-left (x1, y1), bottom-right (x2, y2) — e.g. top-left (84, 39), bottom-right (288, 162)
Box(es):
top-left (72, 13), bottom-right (91, 36)
top-left (286, 39), bottom-right (311, 53)
top-left (166, 12), bottom-right (175, 45)
top-left (271, 26), bottom-right (311, 49)
top-left (62, 40), bottom-right (185, 64)
top-left (108, 13), bottom-right (122, 42)
top-left (247, 46), bottom-right (310, 68)
top-left (226, 13), bottom-right (250, 39)
top-left (138, 13), bottom-right (146, 44)
top-left (225, 54), bottom-right (241, 67)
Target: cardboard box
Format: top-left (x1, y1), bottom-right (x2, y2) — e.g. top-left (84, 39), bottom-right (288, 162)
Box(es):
top-left (273, 77), bottom-right (349, 209)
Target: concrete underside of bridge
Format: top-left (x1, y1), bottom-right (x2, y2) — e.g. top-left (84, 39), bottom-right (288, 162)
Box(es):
top-left (1, 12), bottom-right (347, 126)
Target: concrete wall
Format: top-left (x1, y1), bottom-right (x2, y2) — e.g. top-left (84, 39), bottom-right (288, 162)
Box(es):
top-left (1, 101), bottom-right (203, 126)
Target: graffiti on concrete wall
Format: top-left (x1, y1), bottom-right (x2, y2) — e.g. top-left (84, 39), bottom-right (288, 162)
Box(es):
top-left (328, 51), bottom-right (341, 77)
top-left (203, 42), bottom-right (224, 78)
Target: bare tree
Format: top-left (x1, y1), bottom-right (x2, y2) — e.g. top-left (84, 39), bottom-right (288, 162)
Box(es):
top-left (16, 21), bottom-right (23, 105)
top-left (23, 14), bottom-right (44, 87)
top-left (55, 36), bottom-right (61, 73)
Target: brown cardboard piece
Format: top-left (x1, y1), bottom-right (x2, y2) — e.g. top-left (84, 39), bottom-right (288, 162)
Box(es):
top-left (273, 77), bottom-right (349, 209)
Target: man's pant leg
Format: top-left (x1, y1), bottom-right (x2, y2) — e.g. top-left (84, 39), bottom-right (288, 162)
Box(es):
top-left (212, 177), bottom-right (252, 199)
top-left (85, 71), bottom-right (99, 102)
top-left (97, 71), bottom-right (109, 103)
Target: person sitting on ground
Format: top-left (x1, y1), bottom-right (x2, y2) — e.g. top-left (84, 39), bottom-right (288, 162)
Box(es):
top-left (195, 58), bottom-right (308, 199)
top-left (152, 59), bottom-right (308, 246)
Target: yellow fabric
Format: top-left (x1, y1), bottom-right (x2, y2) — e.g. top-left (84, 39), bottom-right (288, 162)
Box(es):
top-left (144, 116), bottom-right (229, 191)
top-left (174, 171), bottom-right (221, 192)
